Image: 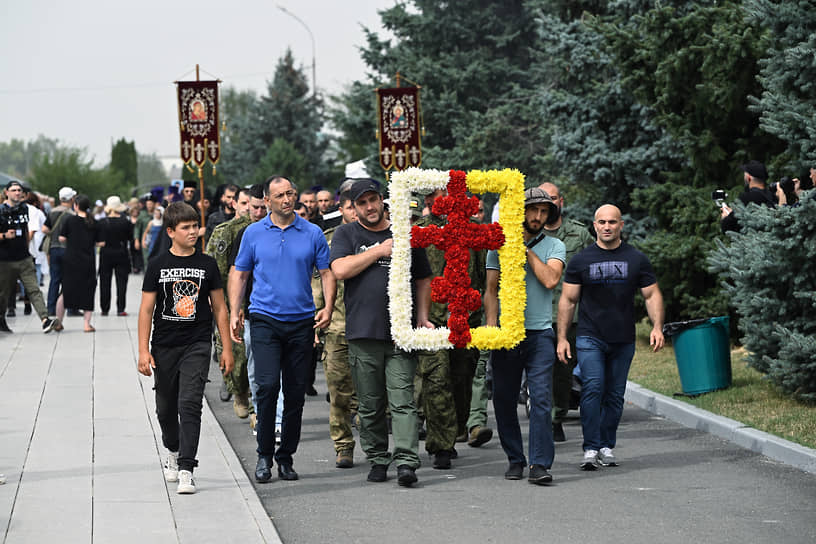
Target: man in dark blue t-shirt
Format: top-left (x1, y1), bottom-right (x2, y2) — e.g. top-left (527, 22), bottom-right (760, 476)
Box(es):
top-left (556, 204), bottom-right (664, 471)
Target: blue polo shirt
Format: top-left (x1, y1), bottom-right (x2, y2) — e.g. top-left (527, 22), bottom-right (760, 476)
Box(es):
top-left (234, 213), bottom-right (330, 321)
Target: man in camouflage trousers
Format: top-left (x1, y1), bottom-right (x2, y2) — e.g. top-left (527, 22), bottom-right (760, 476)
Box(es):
top-left (414, 188), bottom-right (488, 470)
top-left (313, 189), bottom-right (359, 468)
top-left (540, 182), bottom-right (595, 442)
top-left (206, 186), bottom-right (257, 420)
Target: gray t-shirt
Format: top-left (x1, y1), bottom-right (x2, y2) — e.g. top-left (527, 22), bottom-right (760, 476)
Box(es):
top-left (330, 221), bottom-right (431, 341)
top-left (487, 234), bottom-right (566, 330)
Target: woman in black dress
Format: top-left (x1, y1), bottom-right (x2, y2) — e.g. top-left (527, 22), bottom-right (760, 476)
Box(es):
top-left (56, 195), bottom-right (104, 332)
top-left (97, 196), bottom-right (133, 316)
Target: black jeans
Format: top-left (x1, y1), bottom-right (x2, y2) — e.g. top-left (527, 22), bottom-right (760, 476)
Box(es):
top-left (153, 341), bottom-right (211, 472)
top-left (98, 250), bottom-right (130, 313)
top-left (249, 314), bottom-right (313, 466)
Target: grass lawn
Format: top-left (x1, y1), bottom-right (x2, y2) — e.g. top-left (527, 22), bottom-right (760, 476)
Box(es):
top-left (628, 321), bottom-right (816, 450)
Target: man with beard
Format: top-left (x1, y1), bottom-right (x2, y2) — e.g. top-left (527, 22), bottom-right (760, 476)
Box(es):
top-left (204, 183), bottom-right (239, 245)
top-left (330, 179), bottom-right (432, 487)
top-left (539, 182), bottom-right (595, 442)
top-left (485, 187), bottom-right (565, 485)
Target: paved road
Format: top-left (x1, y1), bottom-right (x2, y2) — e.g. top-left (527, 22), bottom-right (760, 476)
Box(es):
top-left (205, 362), bottom-right (816, 544)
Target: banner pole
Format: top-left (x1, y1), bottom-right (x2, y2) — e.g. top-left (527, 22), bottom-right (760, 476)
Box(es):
top-left (198, 165), bottom-right (205, 251)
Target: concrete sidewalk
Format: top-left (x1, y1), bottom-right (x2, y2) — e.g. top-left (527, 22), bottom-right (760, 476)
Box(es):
top-left (0, 282), bottom-right (280, 543)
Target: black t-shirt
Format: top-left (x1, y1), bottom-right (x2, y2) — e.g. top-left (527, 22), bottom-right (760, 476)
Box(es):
top-left (142, 249), bottom-right (222, 347)
top-left (330, 221), bottom-right (431, 341)
top-left (0, 203), bottom-right (30, 261)
top-left (61, 214), bottom-right (100, 257)
top-left (564, 241), bottom-right (657, 343)
top-left (99, 216), bottom-right (133, 254)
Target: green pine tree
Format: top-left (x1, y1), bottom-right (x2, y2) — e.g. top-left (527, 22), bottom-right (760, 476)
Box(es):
top-left (708, 196), bottom-right (816, 402)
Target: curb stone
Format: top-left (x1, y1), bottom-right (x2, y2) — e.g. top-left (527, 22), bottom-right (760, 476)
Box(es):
top-left (625, 381), bottom-right (816, 474)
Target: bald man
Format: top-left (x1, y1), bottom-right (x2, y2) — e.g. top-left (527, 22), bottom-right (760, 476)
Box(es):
top-left (556, 204), bottom-right (664, 471)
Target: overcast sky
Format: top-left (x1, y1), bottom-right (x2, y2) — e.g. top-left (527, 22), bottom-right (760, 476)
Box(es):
top-left (0, 0), bottom-right (395, 169)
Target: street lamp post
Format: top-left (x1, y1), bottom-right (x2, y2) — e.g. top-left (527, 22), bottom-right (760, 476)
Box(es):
top-left (277, 5), bottom-right (316, 98)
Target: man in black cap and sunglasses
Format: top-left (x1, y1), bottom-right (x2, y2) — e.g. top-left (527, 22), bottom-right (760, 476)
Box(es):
top-left (721, 160), bottom-right (775, 233)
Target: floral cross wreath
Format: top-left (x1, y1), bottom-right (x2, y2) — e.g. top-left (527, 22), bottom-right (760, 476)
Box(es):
top-left (388, 167), bottom-right (527, 351)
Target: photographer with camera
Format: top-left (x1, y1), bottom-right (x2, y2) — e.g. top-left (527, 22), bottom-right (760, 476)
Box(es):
top-left (720, 160), bottom-right (775, 233)
top-left (772, 176), bottom-right (799, 207)
top-left (0, 180), bottom-right (59, 333)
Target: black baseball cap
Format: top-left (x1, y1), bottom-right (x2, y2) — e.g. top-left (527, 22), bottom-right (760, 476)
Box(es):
top-left (4, 180), bottom-right (23, 191)
top-left (740, 160), bottom-right (768, 181)
top-left (347, 179), bottom-right (381, 202)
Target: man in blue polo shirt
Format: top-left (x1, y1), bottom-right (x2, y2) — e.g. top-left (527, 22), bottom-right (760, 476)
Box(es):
top-left (229, 175), bottom-right (336, 483)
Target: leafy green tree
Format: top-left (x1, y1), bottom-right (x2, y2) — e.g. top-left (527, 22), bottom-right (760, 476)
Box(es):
top-left (708, 198), bottom-right (816, 402)
top-left (0, 136), bottom-right (60, 179)
top-left (136, 152), bottom-right (168, 186)
top-left (745, 0), bottom-right (816, 167)
top-left (250, 138), bottom-right (308, 189)
top-left (335, 0), bottom-right (545, 176)
top-left (110, 138), bottom-right (138, 189)
top-left (30, 147), bottom-right (123, 200)
top-left (218, 86), bottom-right (259, 184)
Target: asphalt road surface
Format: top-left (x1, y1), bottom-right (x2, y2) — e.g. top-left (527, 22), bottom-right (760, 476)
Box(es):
top-left (204, 360), bottom-right (816, 544)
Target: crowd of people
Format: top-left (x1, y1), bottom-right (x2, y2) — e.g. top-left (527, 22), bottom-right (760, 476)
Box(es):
top-left (126, 167), bottom-right (664, 495)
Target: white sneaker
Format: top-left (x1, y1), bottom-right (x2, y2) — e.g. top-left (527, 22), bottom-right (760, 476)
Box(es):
top-left (0, 473), bottom-right (6, 485)
top-left (581, 449), bottom-right (599, 471)
top-left (163, 451), bottom-right (179, 482)
top-left (598, 447), bottom-right (618, 467)
top-left (177, 470), bottom-right (196, 494)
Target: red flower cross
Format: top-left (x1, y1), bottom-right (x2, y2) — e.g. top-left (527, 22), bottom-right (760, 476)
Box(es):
top-left (410, 170), bottom-right (504, 347)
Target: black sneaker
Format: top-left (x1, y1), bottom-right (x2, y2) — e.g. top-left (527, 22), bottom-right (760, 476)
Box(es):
top-left (6, 308), bottom-right (15, 318)
top-left (432, 450), bottom-right (452, 470)
top-left (552, 422), bottom-right (566, 443)
top-left (42, 317), bottom-right (58, 334)
top-left (504, 462), bottom-right (524, 480)
top-left (0, 317), bottom-right (11, 333)
top-left (306, 385), bottom-right (318, 396)
top-left (367, 464), bottom-right (388, 483)
top-left (396, 465), bottom-right (418, 487)
top-left (528, 464), bottom-right (553, 485)
top-left (23, 303), bottom-right (31, 315)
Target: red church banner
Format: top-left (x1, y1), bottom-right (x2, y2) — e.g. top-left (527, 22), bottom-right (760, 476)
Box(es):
top-left (377, 86), bottom-right (422, 171)
top-left (176, 80), bottom-right (220, 168)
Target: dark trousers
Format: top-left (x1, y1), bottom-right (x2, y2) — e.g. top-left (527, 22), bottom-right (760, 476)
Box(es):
top-left (47, 247), bottom-right (65, 315)
top-left (249, 314), bottom-right (313, 466)
top-left (98, 251), bottom-right (129, 313)
top-left (153, 341), bottom-right (211, 472)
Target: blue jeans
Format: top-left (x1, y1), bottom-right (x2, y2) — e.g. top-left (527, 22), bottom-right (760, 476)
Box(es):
top-left (576, 336), bottom-right (635, 452)
top-left (47, 247), bottom-right (65, 315)
top-left (249, 314), bottom-right (312, 466)
top-left (491, 329), bottom-right (555, 468)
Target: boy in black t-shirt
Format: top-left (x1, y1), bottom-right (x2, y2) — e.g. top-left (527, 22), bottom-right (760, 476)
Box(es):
top-left (138, 202), bottom-right (234, 495)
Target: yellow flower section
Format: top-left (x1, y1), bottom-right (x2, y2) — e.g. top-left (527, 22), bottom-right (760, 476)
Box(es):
top-left (466, 169), bottom-right (527, 350)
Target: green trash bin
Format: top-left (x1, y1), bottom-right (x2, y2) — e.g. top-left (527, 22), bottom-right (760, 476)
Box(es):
top-left (668, 316), bottom-right (732, 395)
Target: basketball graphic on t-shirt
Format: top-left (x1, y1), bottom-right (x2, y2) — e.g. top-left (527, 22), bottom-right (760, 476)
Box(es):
top-left (172, 280), bottom-right (200, 318)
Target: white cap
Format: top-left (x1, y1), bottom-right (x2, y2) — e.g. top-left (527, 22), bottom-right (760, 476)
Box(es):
top-left (58, 187), bottom-right (77, 201)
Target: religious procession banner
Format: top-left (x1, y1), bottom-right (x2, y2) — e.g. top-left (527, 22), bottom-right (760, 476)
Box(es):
top-left (176, 80), bottom-right (220, 168)
top-left (377, 86), bottom-right (422, 170)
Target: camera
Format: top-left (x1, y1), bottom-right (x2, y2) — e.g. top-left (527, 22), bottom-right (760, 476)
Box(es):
top-left (711, 189), bottom-right (727, 208)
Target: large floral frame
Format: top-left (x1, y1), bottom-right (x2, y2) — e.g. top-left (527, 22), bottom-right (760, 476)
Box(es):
top-left (388, 167), bottom-right (527, 351)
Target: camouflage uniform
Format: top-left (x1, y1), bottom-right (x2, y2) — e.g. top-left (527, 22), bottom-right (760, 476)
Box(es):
top-left (206, 214), bottom-right (252, 402)
top-left (543, 218), bottom-right (594, 423)
top-left (313, 227), bottom-right (357, 454)
top-left (414, 214), bottom-right (486, 453)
